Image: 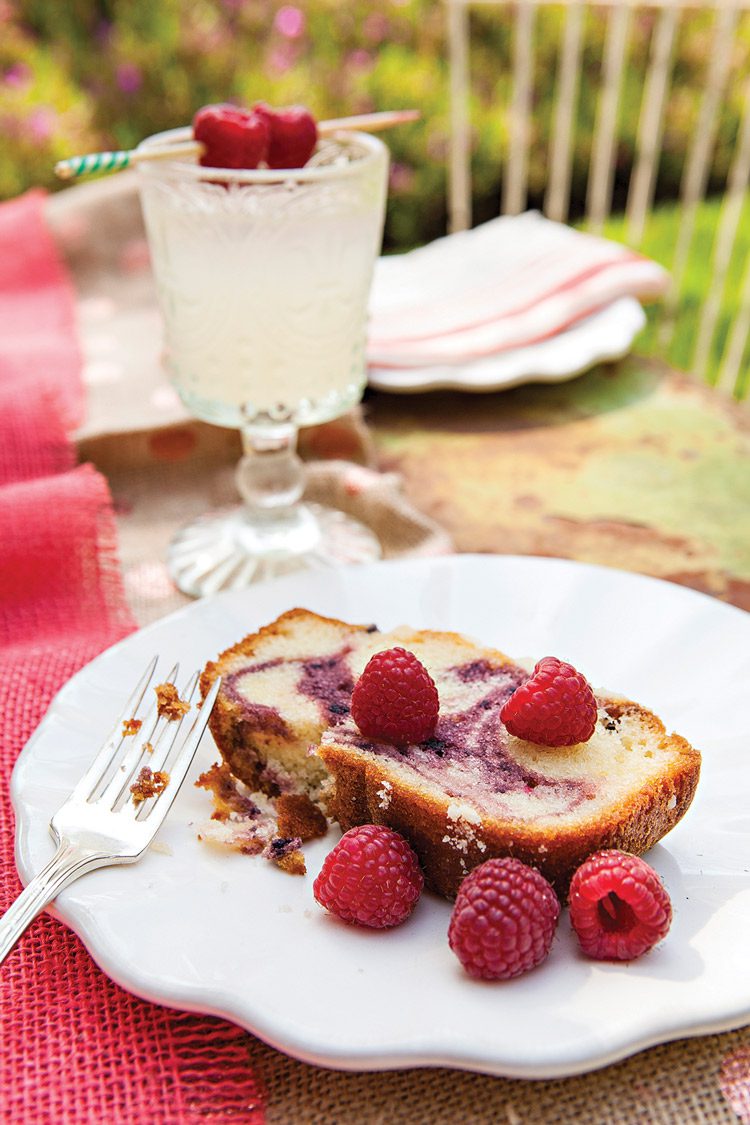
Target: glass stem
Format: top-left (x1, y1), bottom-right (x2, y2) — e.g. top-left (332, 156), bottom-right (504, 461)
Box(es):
top-left (236, 421), bottom-right (305, 519)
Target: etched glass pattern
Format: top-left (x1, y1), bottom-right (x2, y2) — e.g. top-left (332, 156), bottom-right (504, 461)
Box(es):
top-left (139, 136), bottom-right (389, 428)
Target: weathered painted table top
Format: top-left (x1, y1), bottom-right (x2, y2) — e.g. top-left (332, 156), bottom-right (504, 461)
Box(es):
top-left (367, 358), bottom-right (750, 611)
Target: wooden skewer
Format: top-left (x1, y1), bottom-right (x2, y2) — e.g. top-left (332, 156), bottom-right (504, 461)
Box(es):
top-left (54, 109), bottom-right (420, 181)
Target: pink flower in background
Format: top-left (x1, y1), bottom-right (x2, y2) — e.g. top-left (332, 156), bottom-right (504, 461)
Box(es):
top-left (27, 108), bottom-right (56, 141)
top-left (347, 49), bottom-right (373, 71)
top-left (3, 62), bottom-right (32, 89)
top-left (266, 43), bottom-right (296, 76)
top-left (389, 162), bottom-right (416, 193)
top-left (274, 6), bottom-right (305, 39)
top-left (363, 13), bottom-right (389, 43)
top-left (116, 62), bottom-right (143, 95)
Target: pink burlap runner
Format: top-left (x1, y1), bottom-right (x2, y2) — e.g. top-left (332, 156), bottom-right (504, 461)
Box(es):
top-left (0, 193), bottom-right (264, 1124)
top-left (0, 192), bottom-right (84, 431)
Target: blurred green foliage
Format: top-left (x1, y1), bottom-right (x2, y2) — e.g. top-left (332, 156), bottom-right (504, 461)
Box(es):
top-left (601, 195), bottom-right (750, 399)
top-left (3, 1), bottom-right (750, 390)
top-left (3, 1), bottom-right (749, 251)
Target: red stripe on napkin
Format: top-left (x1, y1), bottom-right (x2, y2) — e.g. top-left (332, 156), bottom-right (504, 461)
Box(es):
top-left (0, 193), bottom-right (265, 1125)
top-left (367, 212), bottom-right (669, 367)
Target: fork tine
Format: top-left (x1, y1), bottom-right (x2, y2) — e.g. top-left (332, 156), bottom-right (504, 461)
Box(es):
top-left (96, 662), bottom-right (180, 808)
top-left (143, 675), bottom-right (221, 832)
top-left (69, 656), bottom-right (159, 803)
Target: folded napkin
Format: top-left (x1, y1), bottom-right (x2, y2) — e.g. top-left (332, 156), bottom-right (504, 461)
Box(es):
top-left (367, 212), bottom-right (668, 369)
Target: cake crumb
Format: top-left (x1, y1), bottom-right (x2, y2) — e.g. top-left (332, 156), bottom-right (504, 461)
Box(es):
top-left (198, 819), bottom-right (266, 856)
top-left (376, 780), bottom-right (392, 810)
top-left (446, 800), bottom-right (481, 825)
top-left (155, 682), bottom-right (190, 720)
top-left (149, 840), bottom-right (173, 856)
top-left (443, 832), bottom-right (470, 854)
top-left (130, 767), bottom-right (169, 804)
top-left (196, 761), bottom-right (261, 821)
top-left (276, 793), bottom-right (327, 842)
top-left (122, 717), bottom-right (142, 737)
top-left (443, 802), bottom-right (484, 858)
top-left (266, 836), bottom-right (306, 875)
top-left (277, 852), bottom-right (306, 875)
top-left (196, 761), bottom-right (325, 878)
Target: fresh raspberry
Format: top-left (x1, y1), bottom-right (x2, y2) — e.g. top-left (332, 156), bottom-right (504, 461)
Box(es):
top-left (448, 857), bottom-right (560, 980)
top-left (313, 824), bottom-right (423, 928)
top-left (254, 103), bottom-right (318, 168)
top-left (193, 104), bottom-right (269, 169)
top-left (351, 647), bottom-right (439, 746)
top-left (500, 656), bottom-right (597, 747)
top-left (569, 850), bottom-right (672, 961)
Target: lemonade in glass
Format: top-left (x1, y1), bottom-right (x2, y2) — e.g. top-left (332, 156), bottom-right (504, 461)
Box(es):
top-left (138, 127), bottom-right (389, 596)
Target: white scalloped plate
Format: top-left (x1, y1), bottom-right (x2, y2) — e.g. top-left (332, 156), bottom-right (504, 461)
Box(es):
top-left (367, 298), bottom-right (645, 393)
top-left (11, 555), bottom-right (750, 1079)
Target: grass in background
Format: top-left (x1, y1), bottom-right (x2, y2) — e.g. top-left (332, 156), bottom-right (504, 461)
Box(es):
top-left (600, 194), bottom-right (750, 400)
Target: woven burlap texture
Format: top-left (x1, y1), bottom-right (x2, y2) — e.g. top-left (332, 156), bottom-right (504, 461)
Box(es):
top-left (0, 190), bottom-right (265, 1125)
top-left (108, 451), bottom-right (453, 626)
top-left (249, 1027), bottom-right (750, 1124)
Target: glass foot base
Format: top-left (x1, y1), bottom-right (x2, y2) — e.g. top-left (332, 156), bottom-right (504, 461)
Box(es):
top-left (167, 502), bottom-right (382, 598)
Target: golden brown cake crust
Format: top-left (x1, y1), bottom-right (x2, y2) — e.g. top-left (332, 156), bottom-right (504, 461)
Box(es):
top-left (319, 699), bottom-right (700, 901)
top-left (276, 793), bottom-right (328, 842)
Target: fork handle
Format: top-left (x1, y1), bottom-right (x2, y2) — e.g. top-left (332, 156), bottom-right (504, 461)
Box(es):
top-left (0, 841), bottom-right (105, 966)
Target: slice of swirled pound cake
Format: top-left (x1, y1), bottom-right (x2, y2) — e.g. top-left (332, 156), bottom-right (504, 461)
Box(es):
top-left (200, 609), bottom-right (701, 897)
top-left (199, 609), bottom-right (384, 799)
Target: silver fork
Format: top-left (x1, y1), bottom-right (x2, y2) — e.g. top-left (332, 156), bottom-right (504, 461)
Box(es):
top-left (0, 659), bottom-right (221, 966)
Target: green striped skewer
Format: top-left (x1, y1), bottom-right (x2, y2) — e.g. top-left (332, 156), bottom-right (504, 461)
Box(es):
top-left (53, 110), bottom-right (421, 181)
top-left (55, 149), bottom-right (135, 180)
top-left (54, 140), bottom-right (202, 181)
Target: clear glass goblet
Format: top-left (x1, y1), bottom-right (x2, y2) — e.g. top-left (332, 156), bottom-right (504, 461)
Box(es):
top-left (137, 128), bottom-right (389, 597)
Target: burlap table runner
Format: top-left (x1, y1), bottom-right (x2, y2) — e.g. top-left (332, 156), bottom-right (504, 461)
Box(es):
top-left (0, 193), bottom-right (265, 1125)
top-left (36, 177), bottom-right (750, 1123)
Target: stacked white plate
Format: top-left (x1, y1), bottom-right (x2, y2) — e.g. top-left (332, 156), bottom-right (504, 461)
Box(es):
top-left (367, 212), bottom-right (668, 393)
